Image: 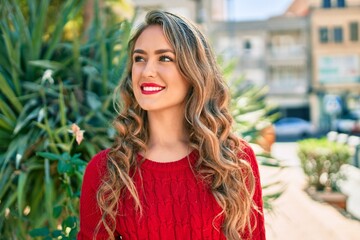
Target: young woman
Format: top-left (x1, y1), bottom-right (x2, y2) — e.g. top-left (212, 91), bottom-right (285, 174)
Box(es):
top-left (78, 10), bottom-right (265, 240)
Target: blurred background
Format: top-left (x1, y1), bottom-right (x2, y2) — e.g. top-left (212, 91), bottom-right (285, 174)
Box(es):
top-left (133, 0), bottom-right (360, 137)
top-left (1, 0), bottom-right (360, 239)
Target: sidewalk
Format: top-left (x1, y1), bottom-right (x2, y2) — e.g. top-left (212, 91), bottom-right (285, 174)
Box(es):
top-left (262, 142), bottom-right (360, 240)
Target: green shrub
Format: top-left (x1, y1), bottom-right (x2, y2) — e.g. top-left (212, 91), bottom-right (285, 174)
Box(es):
top-left (298, 138), bottom-right (351, 191)
top-left (0, 0), bottom-right (132, 238)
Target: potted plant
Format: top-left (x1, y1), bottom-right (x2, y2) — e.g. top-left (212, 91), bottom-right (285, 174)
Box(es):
top-left (297, 138), bottom-right (351, 209)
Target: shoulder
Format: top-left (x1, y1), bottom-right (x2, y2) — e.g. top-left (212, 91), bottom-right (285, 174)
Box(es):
top-left (86, 149), bottom-right (109, 173)
top-left (83, 149), bottom-right (110, 188)
top-left (237, 139), bottom-right (256, 163)
top-left (236, 138), bottom-right (259, 175)
top-left (87, 149), bottom-right (109, 169)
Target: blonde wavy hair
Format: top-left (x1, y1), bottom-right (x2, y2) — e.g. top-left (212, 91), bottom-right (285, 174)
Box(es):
top-left (96, 10), bottom-right (257, 240)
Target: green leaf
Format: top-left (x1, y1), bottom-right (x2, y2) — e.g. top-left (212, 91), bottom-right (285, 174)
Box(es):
top-left (0, 22), bottom-right (22, 95)
top-left (69, 227), bottom-right (79, 238)
top-left (43, 158), bottom-right (56, 230)
top-left (0, 99), bottom-right (16, 121)
top-left (53, 205), bottom-right (63, 218)
top-left (0, 170), bottom-right (14, 208)
top-left (17, 172), bottom-right (27, 216)
top-left (31, 0), bottom-right (50, 59)
top-left (0, 116), bottom-right (14, 132)
top-left (58, 83), bottom-right (70, 143)
top-left (28, 60), bottom-right (64, 71)
top-left (58, 160), bottom-right (73, 174)
top-left (29, 227), bottom-right (50, 237)
top-left (62, 216), bottom-right (77, 229)
top-left (51, 229), bottom-right (64, 238)
top-left (61, 152), bottom-right (71, 161)
top-left (37, 152), bottom-right (62, 161)
top-left (0, 73), bottom-right (22, 112)
top-left (13, 106), bottom-right (40, 135)
top-left (0, 190), bottom-right (17, 216)
top-left (86, 91), bottom-right (102, 110)
top-left (71, 158), bottom-right (87, 166)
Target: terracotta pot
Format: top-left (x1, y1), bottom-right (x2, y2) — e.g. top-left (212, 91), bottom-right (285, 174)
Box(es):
top-left (256, 125), bottom-right (276, 153)
top-left (306, 187), bottom-right (348, 210)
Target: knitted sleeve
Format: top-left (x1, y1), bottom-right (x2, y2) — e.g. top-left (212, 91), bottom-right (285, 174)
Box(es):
top-left (78, 149), bottom-right (112, 240)
top-left (240, 140), bottom-right (266, 240)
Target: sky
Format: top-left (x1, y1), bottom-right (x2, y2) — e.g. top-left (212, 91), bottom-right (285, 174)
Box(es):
top-left (228, 0), bottom-right (295, 20)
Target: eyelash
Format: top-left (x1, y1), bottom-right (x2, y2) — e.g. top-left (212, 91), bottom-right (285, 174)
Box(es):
top-left (159, 55), bottom-right (173, 62)
top-left (133, 55), bottom-right (174, 62)
top-left (134, 56), bottom-right (143, 62)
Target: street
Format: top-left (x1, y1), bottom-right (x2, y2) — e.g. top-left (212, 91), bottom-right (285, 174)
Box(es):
top-left (262, 142), bottom-right (360, 240)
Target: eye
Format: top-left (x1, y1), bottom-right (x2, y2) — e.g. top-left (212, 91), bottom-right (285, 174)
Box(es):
top-left (133, 55), bottom-right (144, 62)
top-left (159, 55), bottom-right (173, 62)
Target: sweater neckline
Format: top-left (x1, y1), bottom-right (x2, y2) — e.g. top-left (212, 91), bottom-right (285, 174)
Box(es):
top-left (136, 150), bottom-right (198, 171)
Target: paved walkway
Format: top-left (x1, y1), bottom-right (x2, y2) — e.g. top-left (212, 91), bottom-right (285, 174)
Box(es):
top-left (262, 142), bottom-right (360, 240)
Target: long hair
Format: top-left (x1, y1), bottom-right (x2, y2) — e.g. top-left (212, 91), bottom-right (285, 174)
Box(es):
top-left (96, 10), bottom-right (256, 240)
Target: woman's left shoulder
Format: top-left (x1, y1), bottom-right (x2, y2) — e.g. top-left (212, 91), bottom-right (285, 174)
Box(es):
top-left (236, 138), bottom-right (259, 171)
top-left (237, 138), bottom-right (255, 159)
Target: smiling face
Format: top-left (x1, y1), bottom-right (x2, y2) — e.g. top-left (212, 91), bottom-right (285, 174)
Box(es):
top-left (131, 25), bottom-right (190, 114)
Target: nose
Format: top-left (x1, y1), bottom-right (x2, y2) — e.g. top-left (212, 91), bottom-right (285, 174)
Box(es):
top-left (142, 60), bottom-right (157, 78)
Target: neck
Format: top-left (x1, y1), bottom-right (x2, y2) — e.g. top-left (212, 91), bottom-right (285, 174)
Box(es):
top-left (147, 110), bottom-right (189, 147)
top-left (143, 108), bottom-right (191, 162)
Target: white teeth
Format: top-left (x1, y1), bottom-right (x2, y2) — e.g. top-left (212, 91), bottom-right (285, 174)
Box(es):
top-left (142, 86), bottom-right (164, 91)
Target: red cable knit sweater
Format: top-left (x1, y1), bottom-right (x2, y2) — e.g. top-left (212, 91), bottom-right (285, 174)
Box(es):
top-left (78, 142), bottom-right (265, 240)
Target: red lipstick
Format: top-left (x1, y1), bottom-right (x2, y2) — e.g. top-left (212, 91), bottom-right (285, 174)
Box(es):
top-left (140, 83), bottom-right (165, 95)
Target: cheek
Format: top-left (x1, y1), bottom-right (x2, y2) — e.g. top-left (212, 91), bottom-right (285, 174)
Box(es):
top-left (131, 66), bottom-right (137, 78)
top-left (178, 80), bottom-right (191, 98)
top-left (131, 67), bottom-right (140, 85)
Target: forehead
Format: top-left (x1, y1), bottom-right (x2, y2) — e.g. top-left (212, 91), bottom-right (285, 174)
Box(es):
top-left (134, 25), bottom-right (173, 50)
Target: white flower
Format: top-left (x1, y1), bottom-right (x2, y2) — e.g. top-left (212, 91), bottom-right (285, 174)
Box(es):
top-left (41, 69), bottom-right (54, 84)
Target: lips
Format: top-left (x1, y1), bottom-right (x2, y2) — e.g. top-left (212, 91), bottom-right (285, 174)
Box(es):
top-left (140, 83), bottom-right (165, 95)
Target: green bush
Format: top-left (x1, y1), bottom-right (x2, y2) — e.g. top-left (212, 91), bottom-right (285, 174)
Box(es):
top-left (298, 138), bottom-right (351, 191)
top-left (0, 0), bottom-right (132, 238)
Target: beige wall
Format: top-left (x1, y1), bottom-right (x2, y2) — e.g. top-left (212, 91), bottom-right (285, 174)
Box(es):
top-left (311, 7), bottom-right (360, 91)
top-left (131, 0), bottom-right (217, 24)
top-left (309, 0), bottom-right (360, 7)
top-left (310, 5), bottom-right (360, 129)
top-left (131, 0), bottom-right (196, 24)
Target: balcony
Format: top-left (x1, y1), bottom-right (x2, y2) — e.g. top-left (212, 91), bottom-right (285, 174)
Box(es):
top-left (267, 45), bottom-right (307, 64)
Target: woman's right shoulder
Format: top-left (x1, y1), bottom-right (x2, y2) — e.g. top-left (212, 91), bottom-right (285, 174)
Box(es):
top-left (84, 149), bottom-right (110, 181)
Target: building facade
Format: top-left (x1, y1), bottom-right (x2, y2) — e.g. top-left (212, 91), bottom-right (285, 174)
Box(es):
top-left (209, 21), bottom-right (267, 87)
top-left (209, 16), bottom-right (311, 120)
top-left (131, 0), bottom-right (360, 132)
top-left (266, 16), bottom-right (310, 120)
top-left (308, 0), bottom-right (360, 131)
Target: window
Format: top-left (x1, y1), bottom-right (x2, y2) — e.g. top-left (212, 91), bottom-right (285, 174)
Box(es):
top-left (243, 40), bottom-right (252, 50)
top-left (324, 0), bottom-right (346, 8)
top-left (323, 0), bottom-right (331, 8)
top-left (337, 0), bottom-right (346, 7)
top-left (333, 27), bottom-right (343, 43)
top-left (350, 22), bottom-right (359, 41)
top-left (319, 27), bottom-right (329, 43)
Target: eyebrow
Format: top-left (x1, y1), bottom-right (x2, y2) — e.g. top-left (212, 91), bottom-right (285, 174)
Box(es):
top-left (133, 49), bottom-right (175, 55)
